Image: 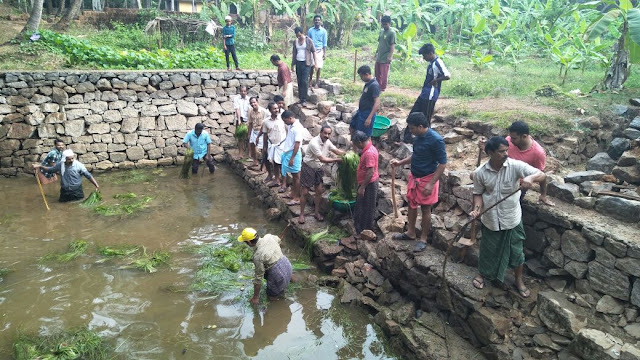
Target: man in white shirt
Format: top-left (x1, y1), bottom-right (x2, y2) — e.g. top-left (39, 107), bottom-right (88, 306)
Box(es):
top-left (279, 110), bottom-right (304, 205)
top-left (469, 136), bottom-right (545, 298)
top-left (298, 125), bottom-right (344, 224)
top-left (234, 86), bottom-right (251, 157)
top-left (257, 102), bottom-right (287, 187)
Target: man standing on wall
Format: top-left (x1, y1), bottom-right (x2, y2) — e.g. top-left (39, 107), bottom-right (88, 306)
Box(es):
top-left (307, 15), bottom-right (328, 88)
top-left (234, 85), bottom-right (251, 157)
top-left (374, 15), bottom-right (395, 92)
top-left (350, 65), bottom-right (381, 137)
top-left (279, 110), bottom-right (304, 206)
top-left (292, 26), bottom-right (317, 106)
top-left (257, 102), bottom-right (287, 187)
top-left (470, 136), bottom-right (546, 298)
top-left (403, 43), bottom-right (451, 143)
top-left (183, 123), bottom-right (215, 175)
top-left (298, 125), bottom-right (345, 224)
top-left (391, 112), bottom-right (447, 252)
top-left (222, 15), bottom-right (242, 71)
top-left (33, 149), bottom-right (100, 202)
top-left (352, 130), bottom-right (379, 237)
top-left (270, 55), bottom-right (294, 108)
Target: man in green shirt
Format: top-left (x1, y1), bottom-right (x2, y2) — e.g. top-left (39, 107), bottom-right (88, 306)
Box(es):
top-left (374, 15), bottom-right (395, 92)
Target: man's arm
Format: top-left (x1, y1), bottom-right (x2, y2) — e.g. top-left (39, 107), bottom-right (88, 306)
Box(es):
top-left (423, 163), bottom-right (446, 196)
top-left (388, 32), bottom-right (395, 62)
top-left (469, 194), bottom-right (484, 219)
top-left (288, 141), bottom-right (301, 166)
top-left (364, 97), bottom-right (380, 127)
top-left (358, 167), bottom-right (374, 197)
top-left (390, 156), bottom-right (411, 168)
top-left (521, 171), bottom-right (546, 189)
top-left (251, 258), bottom-right (265, 305)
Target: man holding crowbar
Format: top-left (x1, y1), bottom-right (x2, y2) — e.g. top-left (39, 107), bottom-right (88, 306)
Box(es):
top-left (469, 136), bottom-right (546, 298)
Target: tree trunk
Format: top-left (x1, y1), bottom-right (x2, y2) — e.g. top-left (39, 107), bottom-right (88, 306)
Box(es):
top-left (596, 23), bottom-right (630, 91)
top-left (45, 0), bottom-right (52, 15)
top-left (54, 0), bottom-right (82, 30)
top-left (18, 0), bottom-right (44, 37)
top-left (56, 0), bottom-right (66, 17)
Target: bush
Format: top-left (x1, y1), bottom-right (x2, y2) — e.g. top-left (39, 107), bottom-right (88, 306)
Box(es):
top-left (40, 30), bottom-right (224, 69)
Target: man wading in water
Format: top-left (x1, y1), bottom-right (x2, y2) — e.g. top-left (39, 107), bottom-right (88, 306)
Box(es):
top-left (33, 149), bottom-right (100, 202)
top-left (238, 228), bottom-right (292, 305)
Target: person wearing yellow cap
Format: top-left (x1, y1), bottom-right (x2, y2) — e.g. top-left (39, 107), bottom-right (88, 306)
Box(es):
top-left (238, 227), bottom-right (292, 305)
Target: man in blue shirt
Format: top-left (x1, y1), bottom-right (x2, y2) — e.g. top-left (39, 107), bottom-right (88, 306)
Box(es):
top-left (404, 43), bottom-right (450, 143)
top-left (222, 15), bottom-right (241, 71)
top-left (183, 123), bottom-right (215, 175)
top-left (350, 65), bottom-right (380, 137)
top-left (391, 112), bottom-right (447, 252)
top-left (307, 15), bottom-right (327, 88)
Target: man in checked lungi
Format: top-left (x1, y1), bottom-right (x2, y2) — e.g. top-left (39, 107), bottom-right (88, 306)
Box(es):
top-left (469, 136), bottom-right (546, 298)
top-left (238, 228), bottom-right (292, 305)
top-left (390, 112), bottom-right (447, 252)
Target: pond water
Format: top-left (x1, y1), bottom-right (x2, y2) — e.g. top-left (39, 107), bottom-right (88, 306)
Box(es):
top-left (0, 166), bottom-right (397, 359)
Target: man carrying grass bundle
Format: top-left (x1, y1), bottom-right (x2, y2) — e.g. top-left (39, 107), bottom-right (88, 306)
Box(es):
top-left (183, 123), bottom-right (215, 175)
top-left (390, 112), bottom-right (447, 252)
top-left (279, 110), bottom-right (305, 205)
top-left (238, 227), bottom-right (292, 305)
top-left (352, 131), bottom-right (379, 237)
top-left (257, 102), bottom-right (287, 187)
top-left (234, 86), bottom-right (251, 157)
top-left (33, 149), bottom-right (100, 202)
top-left (298, 125), bottom-right (345, 224)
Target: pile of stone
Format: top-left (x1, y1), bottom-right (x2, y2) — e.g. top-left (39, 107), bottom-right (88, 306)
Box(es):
top-left (0, 70), bottom-right (279, 176)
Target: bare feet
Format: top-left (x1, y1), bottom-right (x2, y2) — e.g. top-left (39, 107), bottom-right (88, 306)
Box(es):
top-left (298, 215), bottom-right (305, 224)
top-left (472, 275), bottom-right (484, 289)
top-left (313, 213), bottom-right (324, 222)
top-left (539, 195), bottom-right (555, 206)
top-left (263, 176), bottom-right (273, 184)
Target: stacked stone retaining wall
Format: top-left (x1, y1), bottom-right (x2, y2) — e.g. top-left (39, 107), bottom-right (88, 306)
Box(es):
top-left (0, 70), bottom-right (278, 176)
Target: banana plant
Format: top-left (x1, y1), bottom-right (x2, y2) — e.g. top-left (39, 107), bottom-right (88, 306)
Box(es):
top-left (469, 50), bottom-right (493, 71)
top-left (394, 22), bottom-right (418, 61)
top-left (583, 0), bottom-right (640, 90)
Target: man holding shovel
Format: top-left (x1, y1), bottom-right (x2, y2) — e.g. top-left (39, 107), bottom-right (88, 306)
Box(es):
top-left (33, 149), bottom-right (99, 202)
top-left (390, 112), bottom-right (447, 252)
top-left (469, 136), bottom-right (545, 298)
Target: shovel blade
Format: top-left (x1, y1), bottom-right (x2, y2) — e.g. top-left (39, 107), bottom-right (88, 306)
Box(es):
top-left (457, 237), bottom-right (476, 247)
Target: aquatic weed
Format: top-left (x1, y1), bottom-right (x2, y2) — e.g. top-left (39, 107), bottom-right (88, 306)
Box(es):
top-left (190, 239), bottom-right (255, 294)
top-left (97, 244), bottom-right (140, 257)
top-left (180, 148), bottom-right (194, 179)
top-left (80, 190), bottom-right (102, 207)
top-left (41, 240), bottom-right (89, 263)
top-left (93, 196), bottom-right (153, 216)
top-left (113, 192), bottom-right (137, 199)
top-left (13, 327), bottom-right (110, 360)
top-left (122, 247), bottom-right (170, 273)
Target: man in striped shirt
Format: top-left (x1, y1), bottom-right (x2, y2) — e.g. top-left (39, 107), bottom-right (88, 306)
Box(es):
top-left (404, 43), bottom-right (450, 143)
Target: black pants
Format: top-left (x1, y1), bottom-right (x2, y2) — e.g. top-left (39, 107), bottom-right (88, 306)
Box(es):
top-left (59, 185), bottom-right (84, 202)
top-left (225, 45), bottom-right (238, 69)
top-left (192, 158), bottom-right (216, 174)
top-left (403, 97), bottom-right (436, 143)
top-left (354, 180), bottom-right (378, 234)
top-left (296, 60), bottom-right (311, 102)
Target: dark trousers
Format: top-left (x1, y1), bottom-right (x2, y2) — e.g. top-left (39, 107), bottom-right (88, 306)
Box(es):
top-left (225, 45), bottom-right (238, 68)
top-left (192, 158), bottom-right (216, 174)
top-left (59, 185), bottom-right (84, 202)
top-left (354, 180), bottom-right (378, 234)
top-left (403, 97), bottom-right (436, 143)
top-left (296, 60), bottom-right (311, 102)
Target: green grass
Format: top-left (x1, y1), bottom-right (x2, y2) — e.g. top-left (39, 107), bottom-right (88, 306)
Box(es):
top-left (121, 247), bottom-right (170, 273)
top-left (40, 240), bottom-right (89, 263)
top-left (0, 268), bottom-right (12, 277)
top-left (452, 107), bottom-right (573, 137)
top-left (191, 240), bottom-right (254, 294)
top-left (93, 196), bottom-right (153, 216)
top-left (111, 170), bottom-right (155, 185)
top-left (97, 244), bottom-right (140, 257)
top-left (13, 327), bottom-right (110, 360)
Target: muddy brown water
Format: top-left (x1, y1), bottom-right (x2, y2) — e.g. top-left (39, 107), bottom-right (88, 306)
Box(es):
top-left (0, 166), bottom-right (397, 359)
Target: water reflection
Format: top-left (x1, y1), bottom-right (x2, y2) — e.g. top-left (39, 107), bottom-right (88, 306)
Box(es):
top-left (0, 167), bottom-right (396, 359)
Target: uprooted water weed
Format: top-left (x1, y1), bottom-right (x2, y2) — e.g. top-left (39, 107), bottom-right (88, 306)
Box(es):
top-left (112, 169), bottom-right (155, 184)
top-left (190, 238), bottom-right (255, 295)
top-left (0, 267), bottom-right (12, 278)
top-left (13, 327), bottom-right (111, 360)
top-left (40, 240), bottom-right (89, 263)
top-left (97, 244), bottom-right (140, 257)
top-left (303, 226), bottom-right (350, 257)
top-left (93, 196), bottom-right (153, 216)
top-left (119, 247), bottom-right (170, 273)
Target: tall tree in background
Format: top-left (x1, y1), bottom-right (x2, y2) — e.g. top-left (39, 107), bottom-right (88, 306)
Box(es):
top-left (18, 0), bottom-right (44, 37)
top-left (54, 0), bottom-right (82, 30)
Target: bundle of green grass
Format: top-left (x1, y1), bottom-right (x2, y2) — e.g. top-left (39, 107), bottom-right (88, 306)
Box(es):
top-left (335, 151), bottom-right (360, 200)
top-left (180, 148), bottom-right (194, 178)
top-left (234, 123), bottom-right (248, 139)
top-left (80, 190), bottom-right (102, 207)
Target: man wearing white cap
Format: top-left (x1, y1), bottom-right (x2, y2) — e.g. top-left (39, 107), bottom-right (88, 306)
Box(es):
top-left (33, 149), bottom-right (99, 202)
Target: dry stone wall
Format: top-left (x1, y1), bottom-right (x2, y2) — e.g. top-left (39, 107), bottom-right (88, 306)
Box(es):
top-left (0, 70), bottom-right (279, 176)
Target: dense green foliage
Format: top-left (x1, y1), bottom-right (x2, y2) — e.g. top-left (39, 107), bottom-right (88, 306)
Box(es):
top-left (81, 190), bottom-right (102, 207)
top-left (39, 29), bottom-right (223, 69)
top-left (191, 239), bottom-right (254, 294)
top-left (336, 152), bottom-right (360, 201)
top-left (93, 195), bottom-right (153, 216)
top-left (41, 240), bottom-right (89, 263)
top-left (180, 148), bottom-right (195, 179)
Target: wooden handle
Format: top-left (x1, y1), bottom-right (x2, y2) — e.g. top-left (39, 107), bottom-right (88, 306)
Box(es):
top-left (391, 166), bottom-right (398, 218)
top-left (470, 219), bottom-right (477, 242)
top-left (35, 171), bottom-right (50, 211)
